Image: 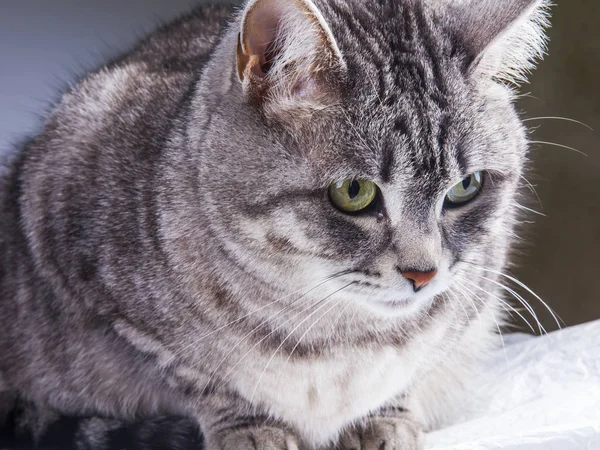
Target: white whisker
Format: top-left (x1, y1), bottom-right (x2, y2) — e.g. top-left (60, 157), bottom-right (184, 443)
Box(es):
top-left (506, 230), bottom-right (526, 241)
top-left (453, 280), bottom-right (508, 365)
top-left (195, 277), bottom-right (349, 402)
top-left (456, 275), bottom-right (537, 334)
top-left (478, 267), bottom-right (563, 330)
top-left (530, 140), bottom-right (588, 157)
top-left (523, 116), bottom-right (593, 131)
top-left (249, 282), bottom-right (354, 403)
top-left (173, 271), bottom-right (349, 360)
top-left (519, 174), bottom-right (543, 208)
top-left (444, 290), bottom-right (471, 327)
top-left (512, 201), bottom-right (546, 217)
top-left (450, 284), bottom-right (482, 326)
top-left (324, 290), bottom-right (365, 345)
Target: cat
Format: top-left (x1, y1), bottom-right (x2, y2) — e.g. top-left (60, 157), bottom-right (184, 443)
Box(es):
top-left (0, 0), bottom-right (551, 449)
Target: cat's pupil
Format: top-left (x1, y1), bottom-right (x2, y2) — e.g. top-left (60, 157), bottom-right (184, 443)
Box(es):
top-left (462, 177), bottom-right (471, 190)
top-left (348, 181), bottom-right (361, 199)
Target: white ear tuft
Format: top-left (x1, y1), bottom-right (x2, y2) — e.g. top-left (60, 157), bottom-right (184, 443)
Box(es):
top-left (475, 0), bottom-right (551, 85)
top-left (441, 0), bottom-right (551, 85)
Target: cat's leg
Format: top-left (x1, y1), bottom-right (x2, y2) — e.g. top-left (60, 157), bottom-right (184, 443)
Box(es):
top-left (336, 407), bottom-right (424, 450)
top-left (209, 425), bottom-right (301, 450)
top-left (194, 391), bottom-right (302, 450)
top-left (201, 412), bottom-right (301, 450)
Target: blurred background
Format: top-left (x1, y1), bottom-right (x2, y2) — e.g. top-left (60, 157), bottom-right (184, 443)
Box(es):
top-left (517, 1), bottom-right (600, 332)
top-left (0, 0), bottom-right (598, 333)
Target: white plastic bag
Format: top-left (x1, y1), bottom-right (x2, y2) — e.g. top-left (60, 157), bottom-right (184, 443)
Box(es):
top-left (426, 320), bottom-right (600, 450)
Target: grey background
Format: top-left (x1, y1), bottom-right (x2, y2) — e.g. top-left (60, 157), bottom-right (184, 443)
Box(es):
top-left (0, 1), bottom-right (598, 332)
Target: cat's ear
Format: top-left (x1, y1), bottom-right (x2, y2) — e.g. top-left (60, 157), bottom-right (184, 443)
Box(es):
top-left (237, 0), bottom-right (345, 120)
top-left (443, 0), bottom-right (550, 84)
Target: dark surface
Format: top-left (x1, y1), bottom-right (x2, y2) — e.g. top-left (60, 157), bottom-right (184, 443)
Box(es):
top-left (0, 404), bottom-right (204, 450)
top-left (515, 0), bottom-right (600, 333)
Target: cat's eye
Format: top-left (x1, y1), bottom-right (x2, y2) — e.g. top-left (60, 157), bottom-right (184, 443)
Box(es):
top-left (445, 172), bottom-right (483, 206)
top-left (329, 179), bottom-right (377, 213)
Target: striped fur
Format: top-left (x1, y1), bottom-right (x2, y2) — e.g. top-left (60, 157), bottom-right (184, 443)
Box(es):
top-left (0, 1), bottom-right (550, 449)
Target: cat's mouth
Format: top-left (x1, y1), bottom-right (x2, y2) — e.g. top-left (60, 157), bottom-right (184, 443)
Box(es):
top-left (369, 298), bottom-right (415, 313)
top-left (338, 264), bottom-right (451, 317)
top-left (374, 298), bottom-right (414, 307)
top-left (342, 276), bottom-right (448, 317)
top-left (349, 288), bottom-right (439, 317)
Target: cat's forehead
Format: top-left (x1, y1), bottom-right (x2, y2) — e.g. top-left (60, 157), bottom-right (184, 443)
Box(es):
top-left (308, 0), bottom-right (470, 175)
top-left (316, 0), bottom-right (455, 81)
top-left (273, 0), bottom-right (525, 188)
top-left (335, 1), bottom-right (462, 118)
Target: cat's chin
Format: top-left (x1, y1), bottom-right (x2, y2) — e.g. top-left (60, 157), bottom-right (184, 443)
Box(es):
top-left (355, 293), bottom-right (437, 318)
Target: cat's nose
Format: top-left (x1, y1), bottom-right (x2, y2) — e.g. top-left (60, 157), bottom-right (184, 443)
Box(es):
top-left (400, 270), bottom-right (438, 292)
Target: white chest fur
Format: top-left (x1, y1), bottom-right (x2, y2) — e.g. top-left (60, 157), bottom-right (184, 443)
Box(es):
top-left (228, 344), bottom-right (420, 447)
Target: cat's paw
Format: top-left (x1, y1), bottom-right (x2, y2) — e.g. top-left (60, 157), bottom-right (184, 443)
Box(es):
top-left (208, 425), bottom-right (302, 450)
top-left (336, 416), bottom-right (423, 450)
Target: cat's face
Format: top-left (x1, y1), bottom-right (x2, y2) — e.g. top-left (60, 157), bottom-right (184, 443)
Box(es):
top-left (192, 0), bottom-right (547, 319)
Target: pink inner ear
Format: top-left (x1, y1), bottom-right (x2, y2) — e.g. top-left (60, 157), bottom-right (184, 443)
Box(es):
top-left (238, 0), bottom-right (342, 111)
top-left (243, 1), bottom-right (282, 74)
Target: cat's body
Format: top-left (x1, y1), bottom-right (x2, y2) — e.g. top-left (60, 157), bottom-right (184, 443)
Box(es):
top-left (0, 0), bottom-right (550, 449)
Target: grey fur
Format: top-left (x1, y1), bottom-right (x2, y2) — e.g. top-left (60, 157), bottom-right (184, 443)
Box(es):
top-left (0, 0), bottom-right (550, 449)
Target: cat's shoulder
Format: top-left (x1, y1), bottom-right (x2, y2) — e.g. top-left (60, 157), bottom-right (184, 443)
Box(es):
top-left (21, 4), bottom-right (237, 167)
top-left (116, 4), bottom-right (236, 74)
top-left (35, 4), bottom-right (235, 139)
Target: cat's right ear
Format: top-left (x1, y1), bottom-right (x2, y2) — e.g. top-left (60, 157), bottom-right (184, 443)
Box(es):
top-left (236, 0), bottom-right (346, 121)
top-left (438, 0), bottom-right (551, 85)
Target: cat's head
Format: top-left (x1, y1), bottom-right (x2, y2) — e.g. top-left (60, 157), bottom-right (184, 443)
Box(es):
top-left (186, 0), bottom-right (550, 320)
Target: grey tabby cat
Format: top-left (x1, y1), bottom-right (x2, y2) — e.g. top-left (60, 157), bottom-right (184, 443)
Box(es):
top-left (0, 0), bottom-right (551, 449)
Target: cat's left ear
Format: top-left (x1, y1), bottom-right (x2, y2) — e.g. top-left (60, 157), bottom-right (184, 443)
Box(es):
top-left (237, 0), bottom-right (345, 121)
top-left (441, 0), bottom-right (551, 84)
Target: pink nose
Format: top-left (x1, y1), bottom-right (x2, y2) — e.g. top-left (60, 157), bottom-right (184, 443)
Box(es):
top-left (401, 270), bottom-right (438, 292)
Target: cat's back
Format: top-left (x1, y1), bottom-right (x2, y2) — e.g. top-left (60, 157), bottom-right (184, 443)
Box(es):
top-left (20, 4), bottom-right (233, 157)
top-left (123, 4), bottom-right (234, 69)
top-left (0, 3), bottom-right (234, 195)
top-left (44, 4), bottom-right (233, 142)
top-left (0, 5), bottom-right (234, 325)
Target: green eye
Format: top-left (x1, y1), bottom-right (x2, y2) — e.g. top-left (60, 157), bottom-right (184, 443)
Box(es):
top-left (445, 172), bottom-right (483, 205)
top-left (329, 179), bottom-right (377, 213)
